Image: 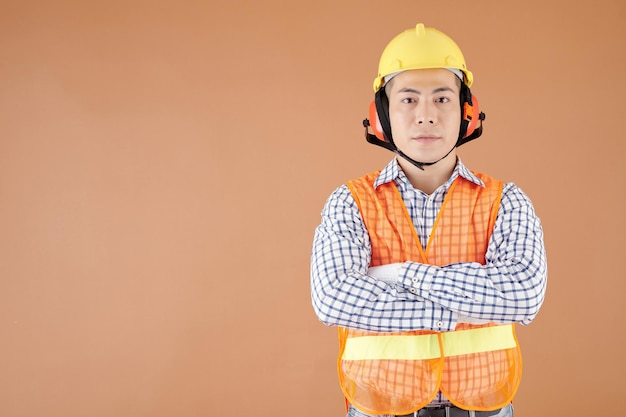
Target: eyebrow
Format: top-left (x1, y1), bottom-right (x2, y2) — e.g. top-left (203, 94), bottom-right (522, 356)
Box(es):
top-left (397, 86), bottom-right (456, 94)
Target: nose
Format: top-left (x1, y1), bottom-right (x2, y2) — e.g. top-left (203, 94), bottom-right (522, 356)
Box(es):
top-left (416, 101), bottom-right (436, 125)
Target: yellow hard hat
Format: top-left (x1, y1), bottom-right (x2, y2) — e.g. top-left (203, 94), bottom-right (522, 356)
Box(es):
top-left (373, 23), bottom-right (473, 92)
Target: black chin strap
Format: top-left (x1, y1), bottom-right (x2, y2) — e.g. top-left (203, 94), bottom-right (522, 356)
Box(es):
top-left (364, 125), bottom-right (455, 171)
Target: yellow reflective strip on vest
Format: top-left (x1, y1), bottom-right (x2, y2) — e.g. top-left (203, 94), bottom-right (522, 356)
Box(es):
top-left (441, 325), bottom-right (516, 356)
top-left (342, 325), bottom-right (516, 361)
top-left (342, 334), bottom-right (441, 360)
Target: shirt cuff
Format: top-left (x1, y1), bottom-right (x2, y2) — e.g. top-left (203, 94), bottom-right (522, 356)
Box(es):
top-left (399, 261), bottom-right (439, 296)
top-left (398, 262), bottom-right (458, 331)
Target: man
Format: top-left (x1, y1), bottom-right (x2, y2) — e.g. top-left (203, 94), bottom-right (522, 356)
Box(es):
top-left (310, 23), bottom-right (547, 417)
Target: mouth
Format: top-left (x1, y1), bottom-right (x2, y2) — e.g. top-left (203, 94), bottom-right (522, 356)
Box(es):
top-left (412, 134), bottom-right (441, 142)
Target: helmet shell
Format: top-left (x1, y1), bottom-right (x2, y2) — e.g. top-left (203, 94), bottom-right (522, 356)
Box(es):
top-left (373, 23), bottom-right (473, 92)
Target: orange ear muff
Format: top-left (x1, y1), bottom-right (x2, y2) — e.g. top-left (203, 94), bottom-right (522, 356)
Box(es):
top-left (368, 100), bottom-right (385, 141)
top-left (462, 94), bottom-right (481, 138)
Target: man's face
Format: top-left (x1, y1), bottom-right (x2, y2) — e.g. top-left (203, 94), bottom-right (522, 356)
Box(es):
top-left (386, 68), bottom-right (462, 164)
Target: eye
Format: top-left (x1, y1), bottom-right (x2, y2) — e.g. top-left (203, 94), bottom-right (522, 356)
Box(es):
top-left (401, 97), bottom-right (416, 104)
top-left (436, 96), bottom-right (451, 104)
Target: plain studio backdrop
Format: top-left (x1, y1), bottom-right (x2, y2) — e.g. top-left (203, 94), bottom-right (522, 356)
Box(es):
top-left (1, 1), bottom-right (624, 416)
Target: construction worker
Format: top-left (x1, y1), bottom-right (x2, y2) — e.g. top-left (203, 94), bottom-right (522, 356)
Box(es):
top-left (310, 23), bottom-right (547, 417)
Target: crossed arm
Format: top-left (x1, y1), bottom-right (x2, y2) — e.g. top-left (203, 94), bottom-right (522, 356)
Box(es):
top-left (310, 183), bottom-right (547, 332)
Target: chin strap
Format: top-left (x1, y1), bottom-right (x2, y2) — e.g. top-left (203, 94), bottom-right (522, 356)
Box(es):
top-left (363, 121), bottom-right (456, 171)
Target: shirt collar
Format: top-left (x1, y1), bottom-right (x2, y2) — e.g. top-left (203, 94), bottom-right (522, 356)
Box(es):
top-left (373, 157), bottom-right (485, 189)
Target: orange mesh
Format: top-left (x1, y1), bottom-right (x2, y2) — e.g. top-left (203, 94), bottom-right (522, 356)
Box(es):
top-left (340, 171), bottom-right (521, 414)
top-left (441, 324), bottom-right (522, 411)
top-left (339, 330), bottom-right (443, 414)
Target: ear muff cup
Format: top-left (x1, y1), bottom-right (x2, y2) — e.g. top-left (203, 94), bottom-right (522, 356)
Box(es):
top-left (371, 87), bottom-right (393, 143)
top-left (368, 100), bottom-right (385, 141)
top-left (462, 94), bottom-right (480, 138)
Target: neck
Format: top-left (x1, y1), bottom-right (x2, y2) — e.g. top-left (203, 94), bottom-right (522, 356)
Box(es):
top-left (397, 154), bottom-right (457, 195)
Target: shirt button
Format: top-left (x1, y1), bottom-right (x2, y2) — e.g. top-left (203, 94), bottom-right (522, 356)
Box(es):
top-left (409, 288), bottom-right (417, 294)
top-left (437, 321), bottom-right (444, 328)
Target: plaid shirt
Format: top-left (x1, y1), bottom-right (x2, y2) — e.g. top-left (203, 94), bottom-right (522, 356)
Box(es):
top-left (311, 158), bottom-right (547, 333)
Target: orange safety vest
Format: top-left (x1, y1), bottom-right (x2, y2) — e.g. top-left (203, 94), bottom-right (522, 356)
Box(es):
top-left (340, 170), bottom-right (522, 415)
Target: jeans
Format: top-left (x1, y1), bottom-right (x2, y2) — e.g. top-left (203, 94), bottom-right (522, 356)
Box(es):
top-left (347, 403), bottom-right (514, 417)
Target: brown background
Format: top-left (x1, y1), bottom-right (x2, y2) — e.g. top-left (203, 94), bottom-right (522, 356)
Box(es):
top-left (1, 1), bottom-right (624, 416)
